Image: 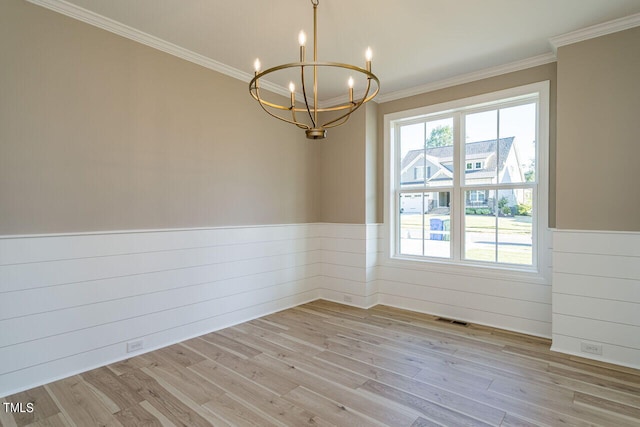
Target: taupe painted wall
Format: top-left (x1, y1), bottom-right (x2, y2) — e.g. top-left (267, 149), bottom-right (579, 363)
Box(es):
top-left (377, 64), bottom-right (558, 226)
top-left (0, 0), bottom-right (318, 235)
top-left (365, 102), bottom-right (378, 224)
top-left (556, 26), bottom-right (640, 231)
top-left (317, 108), bottom-right (366, 223)
top-left (316, 103), bottom-right (378, 224)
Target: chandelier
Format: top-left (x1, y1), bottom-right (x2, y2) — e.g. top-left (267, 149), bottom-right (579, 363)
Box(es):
top-left (249, 0), bottom-right (380, 139)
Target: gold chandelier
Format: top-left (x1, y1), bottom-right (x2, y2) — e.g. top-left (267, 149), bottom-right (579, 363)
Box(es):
top-left (249, 0), bottom-right (380, 139)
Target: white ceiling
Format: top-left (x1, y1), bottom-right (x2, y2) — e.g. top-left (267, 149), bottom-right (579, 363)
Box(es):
top-left (39, 0), bottom-right (640, 101)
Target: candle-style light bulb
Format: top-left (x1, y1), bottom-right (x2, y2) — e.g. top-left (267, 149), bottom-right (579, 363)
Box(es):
top-left (298, 31), bottom-right (306, 62)
top-left (348, 76), bottom-right (354, 103)
top-left (289, 81), bottom-right (295, 108)
top-left (254, 58), bottom-right (261, 73)
top-left (365, 47), bottom-right (373, 61)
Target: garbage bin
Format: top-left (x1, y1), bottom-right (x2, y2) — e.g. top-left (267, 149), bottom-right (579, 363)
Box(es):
top-left (430, 218), bottom-right (443, 240)
top-left (442, 219), bottom-right (450, 241)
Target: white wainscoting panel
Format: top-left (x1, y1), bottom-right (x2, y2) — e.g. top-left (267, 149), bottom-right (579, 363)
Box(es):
top-left (376, 267), bottom-right (552, 338)
top-left (8, 224), bottom-right (637, 396)
top-left (0, 224), bottom-right (321, 397)
top-left (315, 223), bottom-right (380, 308)
top-left (552, 230), bottom-right (640, 369)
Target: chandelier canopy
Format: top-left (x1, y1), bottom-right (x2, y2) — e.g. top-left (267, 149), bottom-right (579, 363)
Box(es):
top-left (249, 0), bottom-right (380, 139)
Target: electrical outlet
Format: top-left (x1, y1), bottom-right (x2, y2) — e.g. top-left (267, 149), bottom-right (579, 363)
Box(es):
top-left (343, 295), bottom-right (353, 303)
top-left (127, 339), bottom-right (144, 353)
top-left (581, 342), bottom-right (603, 355)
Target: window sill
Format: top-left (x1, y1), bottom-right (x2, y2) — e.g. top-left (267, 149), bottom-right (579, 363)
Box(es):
top-left (381, 254), bottom-right (550, 286)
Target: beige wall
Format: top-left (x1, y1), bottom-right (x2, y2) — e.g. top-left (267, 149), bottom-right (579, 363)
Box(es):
top-left (365, 102), bottom-right (379, 224)
top-left (317, 108), bottom-right (366, 223)
top-left (0, 0), bottom-right (318, 235)
top-left (316, 103), bottom-right (379, 224)
top-left (377, 64), bottom-right (558, 226)
top-left (556, 26), bottom-right (640, 231)
top-left (9, 0), bottom-right (637, 234)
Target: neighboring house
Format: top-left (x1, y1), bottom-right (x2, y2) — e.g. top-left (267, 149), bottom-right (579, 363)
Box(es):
top-left (399, 137), bottom-right (525, 213)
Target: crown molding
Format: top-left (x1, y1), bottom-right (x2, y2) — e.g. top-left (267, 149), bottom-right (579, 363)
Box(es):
top-left (25, 0), bottom-right (290, 98)
top-left (376, 53), bottom-right (556, 104)
top-left (549, 12), bottom-right (640, 52)
top-left (26, 0), bottom-right (638, 107)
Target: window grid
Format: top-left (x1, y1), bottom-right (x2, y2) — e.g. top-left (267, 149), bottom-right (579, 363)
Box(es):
top-left (394, 97), bottom-right (540, 269)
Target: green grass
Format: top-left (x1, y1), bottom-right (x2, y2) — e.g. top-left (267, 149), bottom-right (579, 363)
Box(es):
top-left (400, 214), bottom-right (533, 265)
top-left (465, 247), bottom-right (533, 265)
top-left (401, 214), bottom-right (532, 233)
top-left (467, 215), bottom-right (532, 234)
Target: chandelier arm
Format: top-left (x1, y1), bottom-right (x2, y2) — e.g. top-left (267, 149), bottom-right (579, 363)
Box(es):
top-left (254, 86), bottom-right (310, 129)
top-left (321, 78), bottom-right (372, 128)
top-left (300, 65), bottom-right (317, 127)
top-left (290, 105), bottom-right (308, 129)
top-left (249, 83), bottom-right (287, 109)
top-left (323, 110), bottom-right (353, 129)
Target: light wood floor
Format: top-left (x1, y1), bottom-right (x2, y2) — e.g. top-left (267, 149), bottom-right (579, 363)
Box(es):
top-left (2, 301), bottom-right (640, 427)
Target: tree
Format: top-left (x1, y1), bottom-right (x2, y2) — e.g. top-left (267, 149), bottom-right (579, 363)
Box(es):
top-left (426, 125), bottom-right (453, 148)
top-left (524, 160), bottom-right (535, 182)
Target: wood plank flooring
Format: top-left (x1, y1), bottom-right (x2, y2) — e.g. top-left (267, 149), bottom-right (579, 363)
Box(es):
top-left (2, 300), bottom-right (640, 426)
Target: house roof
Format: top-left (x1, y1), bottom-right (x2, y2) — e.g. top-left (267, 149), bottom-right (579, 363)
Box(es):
top-left (401, 137), bottom-right (516, 172)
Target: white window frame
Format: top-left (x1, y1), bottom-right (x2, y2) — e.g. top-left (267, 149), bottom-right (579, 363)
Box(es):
top-left (383, 81), bottom-right (550, 282)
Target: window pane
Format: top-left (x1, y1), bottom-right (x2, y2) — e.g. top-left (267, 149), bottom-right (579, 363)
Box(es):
top-left (424, 118), bottom-right (454, 187)
top-left (399, 193), bottom-right (423, 256)
top-left (424, 192), bottom-right (451, 258)
top-left (465, 110), bottom-right (498, 185)
top-left (400, 118), bottom-right (454, 189)
top-left (400, 123), bottom-right (425, 189)
top-left (399, 192), bottom-right (451, 258)
top-left (464, 190), bottom-right (496, 262)
top-left (497, 188), bottom-right (533, 265)
top-left (498, 103), bottom-right (537, 184)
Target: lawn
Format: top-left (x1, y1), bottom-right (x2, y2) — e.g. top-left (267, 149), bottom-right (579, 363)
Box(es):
top-left (399, 213), bottom-right (533, 265)
top-left (400, 213), bottom-right (532, 231)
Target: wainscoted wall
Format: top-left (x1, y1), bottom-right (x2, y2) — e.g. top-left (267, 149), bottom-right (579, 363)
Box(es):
top-left (7, 223), bottom-right (636, 396)
top-left (376, 269), bottom-right (552, 339)
top-left (552, 230), bottom-right (640, 369)
top-left (0, 224), bottom-right (322, 397)
top-left (316, 224), bottom-right (382, 308)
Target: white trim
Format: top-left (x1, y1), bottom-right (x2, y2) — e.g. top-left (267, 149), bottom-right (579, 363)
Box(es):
top-left (26, 0), bottom-right (640, 107)
top-left (376, 53), bottom-right (556, 104)
top-left (25, 0), bottom-right (289, 98)
top-left (378, 255), bottom-right (550, 286)
top-left (0, 222), bottom-right (315, 240)
top-left (554, 228), bottom-right (640, 236)
top-left (549, 12), bottom-right (640, 52)
top-left (26, 0), bottom-right (554, 106)
top-left (549, 345), bottom-right (640, 372)
top-left (383, 81), bottom-right (550, 280)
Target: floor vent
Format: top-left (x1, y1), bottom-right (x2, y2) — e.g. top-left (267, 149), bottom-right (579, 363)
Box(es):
top-left (435, 317), bottom-right (469, 327)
